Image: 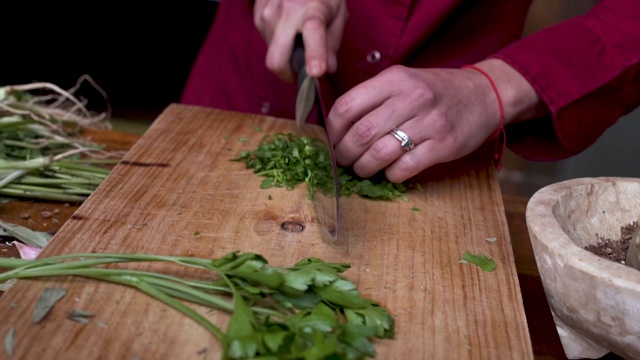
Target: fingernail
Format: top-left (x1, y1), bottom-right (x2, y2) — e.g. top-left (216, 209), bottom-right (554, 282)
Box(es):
top-left (309, 60), bottom-right (322, 76)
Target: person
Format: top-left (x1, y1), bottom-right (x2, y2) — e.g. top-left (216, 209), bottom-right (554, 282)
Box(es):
top-left (181, 0), bottom-right (640, 183)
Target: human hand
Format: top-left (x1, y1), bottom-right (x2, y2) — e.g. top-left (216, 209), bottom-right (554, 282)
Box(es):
top-left (253, 0), bottom-right (349, 82)
top-left (327, 59), bottom-right (541, 183)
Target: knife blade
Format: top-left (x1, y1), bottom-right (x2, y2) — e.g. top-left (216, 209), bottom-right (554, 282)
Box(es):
top-left (290, 35), bottom-right (340, 243)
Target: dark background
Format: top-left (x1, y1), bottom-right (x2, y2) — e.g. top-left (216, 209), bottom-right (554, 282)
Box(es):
top-left (2, 2), bottom-right (219, 119)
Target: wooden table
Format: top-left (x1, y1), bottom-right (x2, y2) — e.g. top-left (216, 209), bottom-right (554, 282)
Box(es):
top-left (0, 104), bottom-right (535, 359)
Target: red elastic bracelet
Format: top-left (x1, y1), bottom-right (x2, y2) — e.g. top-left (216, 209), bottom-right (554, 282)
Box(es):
top-left (462, 64), bottom-right (506, 171)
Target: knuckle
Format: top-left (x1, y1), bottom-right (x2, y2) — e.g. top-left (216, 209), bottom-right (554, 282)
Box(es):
top-left (353, 119), bottom-right (377, 146)
top-left (410, 84), bottom-right (435, 103)
top-left (383, 65), bottom-right (414, 83)
top-left (264, 54), bottom-right (279, 73)
top-left (430, 115), bottom-right (454, 136)
top-left (369, 139), bottom-right (395, 161)
top-left (302, 14), bottom-right (326, 32)
top-left (256, 2), bottom-right (276, 27)
top-left (332, 94), bottom-right (354, 118)
top-left (383, 64), bottom-right (407, 77)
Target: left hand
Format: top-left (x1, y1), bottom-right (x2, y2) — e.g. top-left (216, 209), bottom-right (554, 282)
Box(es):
top-left (327, 60), bottom-right (540, 183)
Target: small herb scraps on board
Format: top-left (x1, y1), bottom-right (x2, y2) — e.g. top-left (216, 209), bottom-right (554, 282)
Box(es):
top-left (0, 251), bottom-right (394, 359)
top-left (32, 287), bottom-right (67, 324)
top-left (231, 132), bottom-right (419, 202)
top-left (67, 309), bottom-right (96, 325)
top-left (460, 251), bottom-right (497, 272)
top-left (5, 327), bottom-right (14, 358)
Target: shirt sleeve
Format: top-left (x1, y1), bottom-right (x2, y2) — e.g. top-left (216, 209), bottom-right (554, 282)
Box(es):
top-left (491, 0), bottom-right (640, 161)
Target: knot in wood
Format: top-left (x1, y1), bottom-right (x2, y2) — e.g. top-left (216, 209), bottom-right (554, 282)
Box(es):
top-left (280, 221), bottom-right (305, 233)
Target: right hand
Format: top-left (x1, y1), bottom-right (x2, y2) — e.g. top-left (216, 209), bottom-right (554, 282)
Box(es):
top-left (254, 0), bottom-right (349, 82)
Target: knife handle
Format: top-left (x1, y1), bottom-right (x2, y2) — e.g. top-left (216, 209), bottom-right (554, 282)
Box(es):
top-left (290, 34), bottom-right (305, 76)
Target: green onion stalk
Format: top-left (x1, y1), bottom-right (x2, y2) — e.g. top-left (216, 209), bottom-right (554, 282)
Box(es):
top-left (0, 76), bottom-right (124, 203)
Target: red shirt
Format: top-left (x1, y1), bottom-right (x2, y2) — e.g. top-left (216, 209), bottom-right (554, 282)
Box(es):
top-left (181, 0), bottom-right (640, 161)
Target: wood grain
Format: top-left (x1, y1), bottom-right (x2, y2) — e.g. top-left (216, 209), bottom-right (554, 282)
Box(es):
top-left (0, 104), bottom-right (533, 359)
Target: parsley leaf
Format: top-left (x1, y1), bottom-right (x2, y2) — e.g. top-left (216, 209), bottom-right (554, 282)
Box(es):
top-left (462, 251), bottom-right (497, 272)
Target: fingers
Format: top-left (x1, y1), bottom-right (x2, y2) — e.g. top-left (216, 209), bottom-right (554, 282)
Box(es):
top-left (265, 23), bottom-right (299, 82)
top-left (328, 66), bottom-right (426, 165)
top-left (324, 0), bottom-right (348, 74)
top-left (384, 139), bottom-right (449, 183)
top-left (327, 72), bottom-right (393, 146)
top-left (352, 127), bottom-right (459, 183)
top-left (255, 0), bottom-right (347, 82)
top-left (351, 122), bottom-right (422, 179)
top-left (300, 11), bottom-right (328, 77)
top-left (327, 65), bottom-right (498, 183)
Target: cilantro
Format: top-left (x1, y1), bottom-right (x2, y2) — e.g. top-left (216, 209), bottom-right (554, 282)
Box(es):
top-left (232, 133), bottom-right (417, 201)
top-left (462, 251), bottom-right (497, 272)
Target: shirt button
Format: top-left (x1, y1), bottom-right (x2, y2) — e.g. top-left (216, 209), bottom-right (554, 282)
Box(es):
top-left (366, 50), bottom-right (381, 64)
top-left (261, 102), bottom-right (271, 114)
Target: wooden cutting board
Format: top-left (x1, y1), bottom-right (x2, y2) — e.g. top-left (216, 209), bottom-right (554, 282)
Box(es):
top-left (0, 104), bottom-right (533, 359)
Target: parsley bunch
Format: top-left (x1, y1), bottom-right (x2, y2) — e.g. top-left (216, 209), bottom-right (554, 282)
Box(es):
top-left (232, 133), bottom-right (413, 201)
top-left (0, 251), bottom-right (394, 359)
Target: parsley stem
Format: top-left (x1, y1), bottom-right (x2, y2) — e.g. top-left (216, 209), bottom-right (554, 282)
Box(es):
top-left (0, 266), bottom-right (226, 338)
top-left (0, 253), bottom-right (214, 269)
top-left (107, 274), bottom-right (225, 339)
top-left (0, 256), bottom-right (288, 321)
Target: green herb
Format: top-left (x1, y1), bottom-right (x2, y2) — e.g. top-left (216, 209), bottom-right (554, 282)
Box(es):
top-left (194, 231), bottom-right (201, 236)
top-left (462, 251), bottom-right (497, 272)
top-left (0, 251), bottom-right (394, 359)
top-left (4, 327), bottom-right (14, 358)
top-left (232, 133), bottom-right (417, 201)
top-left (410, 207), bottom-right (421, 212)
top-left (32, 287), bottom-right (67, 323)
top-left (255, 126), bottom-right (263, 133)
top-left (0, 219), bottom-right (51, 248)
top-left (67, 309), bottom-right (95, 324)
top-left (0, 279), bottom-right (16, 292)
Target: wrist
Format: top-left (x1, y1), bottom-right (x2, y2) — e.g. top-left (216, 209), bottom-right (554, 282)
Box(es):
top-left (468, 58), bottom-right (546, 125)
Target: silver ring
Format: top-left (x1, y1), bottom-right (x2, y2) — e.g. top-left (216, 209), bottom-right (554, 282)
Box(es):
top-left (389, 128), bottom-right (415, 151)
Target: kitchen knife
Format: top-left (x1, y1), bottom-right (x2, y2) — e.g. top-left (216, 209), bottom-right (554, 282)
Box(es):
top-left (290, 35), bottom-right (340, 242)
